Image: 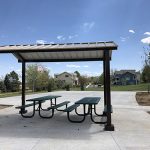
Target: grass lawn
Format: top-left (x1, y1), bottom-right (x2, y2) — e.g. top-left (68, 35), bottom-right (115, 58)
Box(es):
top-left (71, 83), bottom-right (150, 91)
top-left (0, 90), bottom-right (47, 98)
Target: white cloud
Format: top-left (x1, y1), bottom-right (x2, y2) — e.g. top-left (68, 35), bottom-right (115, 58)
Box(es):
top-left (50, 41), bottom-right (55, 44)
top-left (57, 35), bottom-right (65, 41)
top-left (83, 65), bottom-right (89, 68)
top-left (66, 64), bottom-right (80, 68)
top-left (10, 66), bottom-right (14, 70)
top-left (141, 36), bottom-right (150, 44)
top-left (82, 22), bottom-right (95, 32)
top-left (68, 34), bottom-right (78, 39)
top-left (144, 32), bottom-right (150, 36)
top-left (36, 40), bottom-right (46, 44)
top-left (120, 36), bottom-right (129, 42)
top-left (16, 69), bottom-right (21, 73)
top-left (82, 71), bottom-right (100, 76)
top-left (129, 30), bottom-right (135, 34)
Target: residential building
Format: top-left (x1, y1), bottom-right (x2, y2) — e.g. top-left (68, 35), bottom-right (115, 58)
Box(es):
top-left (54, 72), bottom-right (78, 86)
top-left (112, 70), bottom-right (140, 85)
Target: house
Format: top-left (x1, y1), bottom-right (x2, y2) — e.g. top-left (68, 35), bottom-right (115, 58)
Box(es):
top-left (112, 70), bottom-right (140, 85)
top-left (54, 72), bottom-right (79, 86)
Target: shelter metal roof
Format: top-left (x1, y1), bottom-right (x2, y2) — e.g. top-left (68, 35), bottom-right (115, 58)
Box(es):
top-left (0, 41), bottom-right (117, 62)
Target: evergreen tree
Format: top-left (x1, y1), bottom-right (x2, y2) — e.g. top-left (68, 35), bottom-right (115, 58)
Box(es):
top-left (0, 80), bottom-right (6, 92)
top-left (4, 74), bottom-right (11, 92)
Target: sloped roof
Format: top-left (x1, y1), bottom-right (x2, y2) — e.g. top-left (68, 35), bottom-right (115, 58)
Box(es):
top-left (115, 70), bottom-right (136, 75)
top-left (0, 41), bottom-right (117, 62)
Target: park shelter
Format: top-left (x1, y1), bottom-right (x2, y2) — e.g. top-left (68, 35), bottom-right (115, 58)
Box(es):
top-left (0, 41), bottom-right (118, 131)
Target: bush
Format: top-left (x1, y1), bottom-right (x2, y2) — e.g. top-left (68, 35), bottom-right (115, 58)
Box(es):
top-left (65, 84), bottom-right (70, 91)
top-left (47, 78), bottom-right (55, 92)
top-left (80, 85), bottom-right (85, 91)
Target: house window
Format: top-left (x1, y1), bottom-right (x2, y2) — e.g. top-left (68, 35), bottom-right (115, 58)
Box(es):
top-left (126, 77), bottom-right (130, 81)
top-left (116, 78), bottom-right (119, 81)
top-left (65, 75), bottom-right (69, 77)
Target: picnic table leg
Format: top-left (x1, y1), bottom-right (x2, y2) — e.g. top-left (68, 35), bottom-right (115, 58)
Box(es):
top-left (20, 102), bottom-right (36, 118)
top-left (93, 105), bottom-right (105, 116)
top-left (38, 102), bottom-right (54, 119)
top-left (67, 105), bottom-right (86, 123)
top-left (90, 105), bottom-right (107, 124)
top-left (75, 105), bottom-right (89, 116)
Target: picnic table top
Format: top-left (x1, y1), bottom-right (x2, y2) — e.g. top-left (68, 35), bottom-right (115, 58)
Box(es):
top-left (26, 95), bottom-right (61, 102)
top-left (75, 97), bottom-right (101, 105)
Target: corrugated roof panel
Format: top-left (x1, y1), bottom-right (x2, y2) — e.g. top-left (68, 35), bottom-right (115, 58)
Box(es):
top-left (0, 41), bottom-right (117, 52)
top-left (0, 41), bottom-right (117, 61)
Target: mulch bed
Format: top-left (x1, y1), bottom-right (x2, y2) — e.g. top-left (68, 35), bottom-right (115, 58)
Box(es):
top-left (136, 92), bottom-right (150, 115)
top-left (0, 105), bottom-right (13, 110)
top-left (136, 92), bottom-right (150, 106)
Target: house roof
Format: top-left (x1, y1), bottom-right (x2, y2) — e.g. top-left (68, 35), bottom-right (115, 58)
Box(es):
top-left (115, 70), bottom-right (136, 75)
top-left (55, 72), bottom-right (73, 76)
top-left (0, 41), bottom-right (117, 62)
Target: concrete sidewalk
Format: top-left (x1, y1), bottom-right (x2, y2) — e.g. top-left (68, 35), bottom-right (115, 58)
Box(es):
top-left (0, 91), bottom-right (150, 150)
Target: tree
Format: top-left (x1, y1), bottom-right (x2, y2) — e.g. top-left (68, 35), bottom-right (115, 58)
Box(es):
top-left (90, 76), bottom-right (100, 85)
top-left (47, 78), bottom-right (55, 92)
top-left (142, 65), bottom-right (150, 83)
top-left (36, 70), bottom-right (49, 91)
top-left (74, 71), bottom-right (80, 78)
top-left (9, 71), bottom-right (20, 92)
top-left (141, 46), bottom-right (150, 83)
top-left (79, 76), bottom-right (88, 91)
top-left (26, 64), bottom-right (50, 92)
top-left (99, 73), bottom-right (104, 85)
top-left (4, 74), bottom-right (12, 92)
top-left (26, 64), bottom-right (38, 92)
top-left (4, 71), bottom-right (20, 92)
top-left (55, 80), bottom-right (65, 89)
top-left (0, 79), bottom-right (6, 92)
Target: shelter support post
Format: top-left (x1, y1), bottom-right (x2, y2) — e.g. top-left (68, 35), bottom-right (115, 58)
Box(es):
top-left (103, 59), bottom-right (107, 115)
top-left (104, 50), bottom-right (114, 131)
top-left (20, 61), bottom-right (27, 114)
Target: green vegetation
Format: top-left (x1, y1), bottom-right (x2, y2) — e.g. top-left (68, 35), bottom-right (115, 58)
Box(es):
top-left (111, 83), bottom-right (149, 91)
top-left (0, 84), bottom-right (149, 98)
top-left (0, 90), bottom-right (47, 98)
top-left (71, 83), bottom-right (149, 91)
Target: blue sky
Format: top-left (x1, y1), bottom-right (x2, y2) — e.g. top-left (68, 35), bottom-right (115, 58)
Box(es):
top-left (0, 0), bottom-right (150, 78)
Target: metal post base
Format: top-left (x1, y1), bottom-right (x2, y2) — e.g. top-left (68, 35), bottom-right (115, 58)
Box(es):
top-left (19, 110), bottom-right (27, 114)
top-left (102, 111), bottom-right (107, 116)
top-left (104, 124), bottom-right (114, 131)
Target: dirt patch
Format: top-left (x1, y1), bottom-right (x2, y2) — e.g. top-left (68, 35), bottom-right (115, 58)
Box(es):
top-left (0, 105), bottom-right (13, 110)
top-left (136, 92), bottom-right (150, 106)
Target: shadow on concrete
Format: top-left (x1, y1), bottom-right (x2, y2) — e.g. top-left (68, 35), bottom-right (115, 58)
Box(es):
top-left (0, 110), bottom-right (105, 140)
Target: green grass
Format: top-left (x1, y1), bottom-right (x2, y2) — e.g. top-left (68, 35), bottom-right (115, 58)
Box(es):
top-left (0, 83), bottom-right (149, 98)
top-left (0, 90), bottom-right (47, 98)
top-left (71, 83), bottom-right (150, 91)
top-left (111, 83), bottom-right (150, 91)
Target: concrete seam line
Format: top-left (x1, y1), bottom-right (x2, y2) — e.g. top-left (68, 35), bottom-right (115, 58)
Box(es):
top-left (110, 132), bottom-right (122, 150)
top-left (31, 138), bottom-right (41, 150)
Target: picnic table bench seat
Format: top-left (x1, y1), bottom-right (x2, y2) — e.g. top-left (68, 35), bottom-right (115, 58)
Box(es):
top-left (15, 101), bottom-right (45, 109)
top-left (63, 104), bottom-right (80, 112)
top-left (63, 104), bottom-right (86, 123)
top-left (47, 101), bottom-right (70, 110)
top-left (39, 101), bottom-right (70, 119)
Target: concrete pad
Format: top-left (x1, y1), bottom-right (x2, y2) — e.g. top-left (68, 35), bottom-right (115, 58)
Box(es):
top-left (0, 91), bottom-right (150, 150)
